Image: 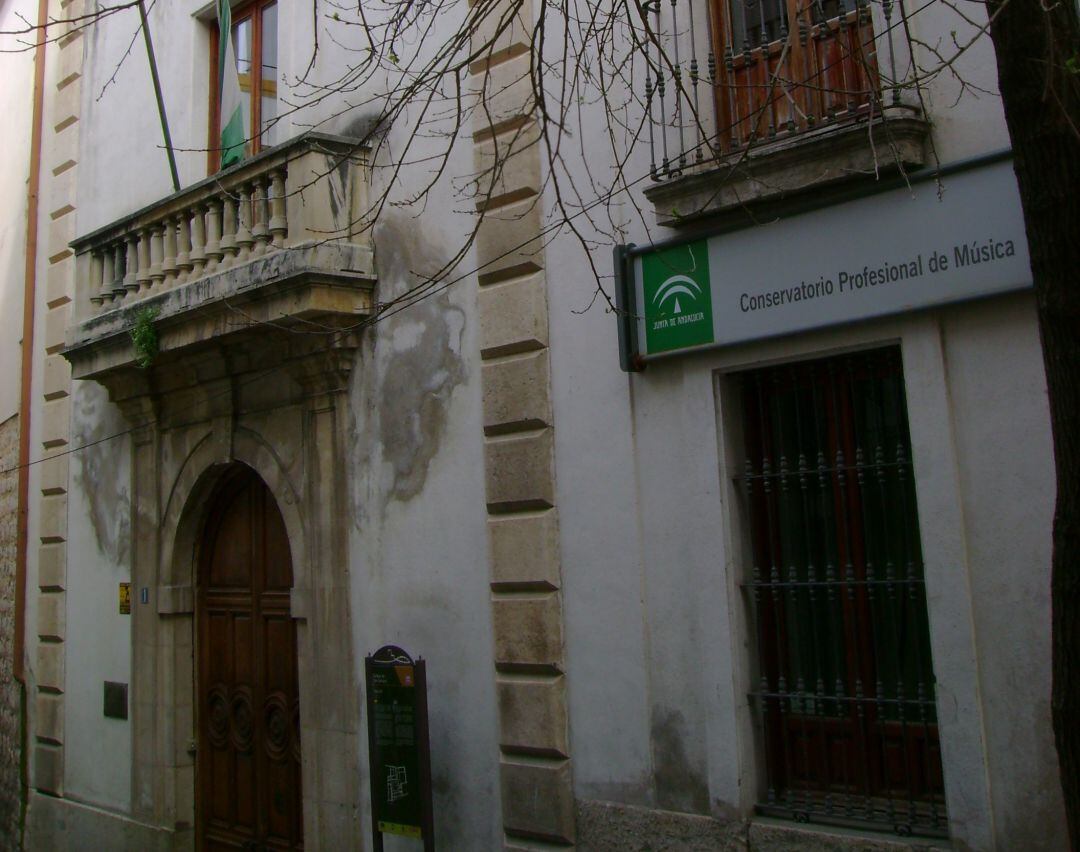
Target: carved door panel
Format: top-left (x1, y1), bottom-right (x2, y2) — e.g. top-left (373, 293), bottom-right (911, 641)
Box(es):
top-left (198, 467), bottom-right (303, 851)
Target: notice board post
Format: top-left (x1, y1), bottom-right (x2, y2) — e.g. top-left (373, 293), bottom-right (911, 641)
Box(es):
top-left (365, 645), bottom-right (434, 851)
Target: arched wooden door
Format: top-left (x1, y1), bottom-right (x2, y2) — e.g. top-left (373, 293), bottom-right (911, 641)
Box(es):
top-left (197, 466), bottom-right (303, 850)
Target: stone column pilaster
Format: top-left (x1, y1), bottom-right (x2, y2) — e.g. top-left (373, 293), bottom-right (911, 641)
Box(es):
top-left (471, 0), bottom-right (576, 845)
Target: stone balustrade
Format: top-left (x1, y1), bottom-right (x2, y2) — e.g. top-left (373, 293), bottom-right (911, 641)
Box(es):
top-left (64, 133), bottom-right (377, 386)
top-left (73, 132), bottom-right (370, 319)
top-left (84, 169), bottom-right (284, 311)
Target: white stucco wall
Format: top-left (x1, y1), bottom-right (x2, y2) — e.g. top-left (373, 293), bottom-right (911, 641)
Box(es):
top-left (0, 0), bottom-right (36, 423)
top-left (62, 382), bottom-right (133, 807)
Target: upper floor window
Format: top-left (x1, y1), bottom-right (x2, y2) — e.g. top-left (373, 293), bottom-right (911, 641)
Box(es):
top-left (713, 0), bottom-right (878, 150)
top-left (210, 0), bottom-right (279, 171)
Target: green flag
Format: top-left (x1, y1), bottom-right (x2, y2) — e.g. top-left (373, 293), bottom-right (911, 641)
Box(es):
top-left (217, 0), bottom-right (246, 168)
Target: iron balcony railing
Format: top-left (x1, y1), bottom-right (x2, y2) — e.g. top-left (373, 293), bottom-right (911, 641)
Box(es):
top-left (643, 0), bottom-right (918, 181)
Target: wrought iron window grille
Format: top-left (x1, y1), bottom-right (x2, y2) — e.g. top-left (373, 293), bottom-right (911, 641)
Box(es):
top-left (734, 347), bottom-right (948, 839)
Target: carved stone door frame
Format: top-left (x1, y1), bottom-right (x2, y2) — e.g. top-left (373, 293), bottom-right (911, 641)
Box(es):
top-left (88, 336), bottom-right (363, 849)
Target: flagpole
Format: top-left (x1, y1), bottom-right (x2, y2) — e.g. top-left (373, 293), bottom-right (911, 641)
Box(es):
top-left (138, 0), bottom-right (181, 192)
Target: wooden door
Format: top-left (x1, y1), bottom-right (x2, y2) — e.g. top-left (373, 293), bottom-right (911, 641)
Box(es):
top-left (197, 466), bottom-right (303, 850)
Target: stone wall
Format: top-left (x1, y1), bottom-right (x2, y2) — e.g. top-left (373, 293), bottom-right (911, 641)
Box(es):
top-left (0, 413), bottom-right (25, 847)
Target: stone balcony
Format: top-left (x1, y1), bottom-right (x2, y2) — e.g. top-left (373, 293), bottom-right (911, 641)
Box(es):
top-left (63, 132), bottom-right (377, 406)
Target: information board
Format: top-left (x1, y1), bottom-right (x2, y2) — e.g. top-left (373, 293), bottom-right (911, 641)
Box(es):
top-left (616, 156), bottom-right (1032, 368)
top-left (365, 645), bottom-right (434, 851)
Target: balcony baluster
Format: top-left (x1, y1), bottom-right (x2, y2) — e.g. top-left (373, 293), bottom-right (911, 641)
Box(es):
top-left (162, 217), bottom-right (179, 289)
top-left (149, 227), bottom-right (165, 292)
top-left (251, 177), bottom-right (270, 257)
top-left (220, 193), bottom-right (238, 269)
top-left (235, 183), bottom-right (254, 262)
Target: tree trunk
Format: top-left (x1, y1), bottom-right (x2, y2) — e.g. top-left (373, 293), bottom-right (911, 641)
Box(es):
top-left (987, 1), bottom-right (1080, 845)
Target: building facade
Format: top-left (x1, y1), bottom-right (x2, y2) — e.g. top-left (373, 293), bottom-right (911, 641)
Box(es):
top-left (0, 0), bottom-right (1069, 849)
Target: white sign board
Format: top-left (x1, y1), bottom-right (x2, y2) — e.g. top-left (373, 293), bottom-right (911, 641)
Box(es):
top-left (630, 159), bottom-right (1031, 358)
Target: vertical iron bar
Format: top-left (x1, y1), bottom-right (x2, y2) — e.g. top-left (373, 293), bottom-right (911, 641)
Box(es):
top-left (646, 71), bottom-right (659, 180)
top-left (788, 369), bottom-right (820, 816)
top-left (845, 357), bottom-right (881, 821)
top-left (745, 380), bottom-right (779, 806)
top-left (810, 372), bottom-right (843, 815)
top-left (792, 372), bottom-right (830, 817)
top-left (654, 1), bottom-right (671, 176)
top-left (687, 0), bottom-right (705, 162)
top-left (883, 0), bottom-right (901, 105)
top-left (757, 372), bottom-right (796, 813)
top-left (670, 0), bottom-right (687, 172)
top-left (777, 379), bottom-right (809, 814)
top-left (825, 361), bottom-right (858, 814)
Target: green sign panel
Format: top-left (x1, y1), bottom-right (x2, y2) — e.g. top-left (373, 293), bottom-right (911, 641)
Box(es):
top-left (365, 646), bottom-right (434, 851)
top-left (640, 239), bottom-right (714, 353)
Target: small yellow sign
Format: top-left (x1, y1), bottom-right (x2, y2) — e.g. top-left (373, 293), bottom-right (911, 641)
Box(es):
top-left (119, 583), bottom-right (132, 615)
top-left (377, 821), bottom-right (421, 839)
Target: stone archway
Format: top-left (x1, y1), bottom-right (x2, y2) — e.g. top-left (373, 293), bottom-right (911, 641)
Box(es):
top-left (69, 335), bottom-right (365, 848)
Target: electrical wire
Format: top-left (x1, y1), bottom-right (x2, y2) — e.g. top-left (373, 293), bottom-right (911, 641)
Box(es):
top-left (0, 0), bottom-right (945, 477)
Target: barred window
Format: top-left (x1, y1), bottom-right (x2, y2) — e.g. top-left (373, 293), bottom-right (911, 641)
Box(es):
top-left (736, 347), bottom-right (947, 837)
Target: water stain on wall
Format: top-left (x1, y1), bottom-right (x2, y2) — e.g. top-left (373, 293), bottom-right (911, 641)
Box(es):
top-left (72, 382), bottom-right (131, 566)
top-left (351, 214), bottom-right (468, 521)
top-left (651, 706), bottom-right (710, 814)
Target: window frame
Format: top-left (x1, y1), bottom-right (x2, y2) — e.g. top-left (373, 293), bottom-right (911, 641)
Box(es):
top-left (708, 0), bottom-right (880, 151)
top-left (733, 346), bottom-right (947, 837)
top-left (208, 0), bottom-right (278, 173)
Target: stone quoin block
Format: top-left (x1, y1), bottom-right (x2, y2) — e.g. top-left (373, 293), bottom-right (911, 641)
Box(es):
top-left (45, 257), bottom-right (74, 309)
top-left (40, 397), bottom-right (71, 450)
top-left (45, 169), bottom-right (77, 227)
top-left (44, 302), bottom-right (71, 354)
top-left (50, 77), bottom-right (80, 134)
top-left (33, 744), bottom-right (64, 796)
top-left (37, 542), bottom-right (67, 590)
top-left (35, 693), bottom-right (64, 745)
top-left (475, 193), bottom-right (545, 285)
top-left (491, 592), bottom-right (564, 669)
top-left (38, 493), bottom-right (68, 544)
top-left (482, 349), bottom-right (552, 434)
top-left (470, 52), bottom-right (536, 137)
top-left (36, 643), bottom-right (65, 692)
top-left (39, 453), bottom-right (69, 497)
top-left (488, 510), bottom-right (561, 590)
top-left (470, 0), bottom-right (534, 71)
top-left (496, 675), bottom-right (569, 757)
top-left (484, 428), bottom-right (555, 511)
top-left (43, 354), bottom-right (71, 401)
top-left (37, 592), bottom-right (66, 642)
top-left (51, 114), bottom-right (78, 165)
top-left (46, 208), bottom-right (76, 265)
top-left (500, 757), bottom-right (575, 843)
top-left (56, 47), bottom-right (82, 87)
top-left (478, 272), bottom-right (549, 357)
top-left (473, 120), bottom-right (542, 209)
